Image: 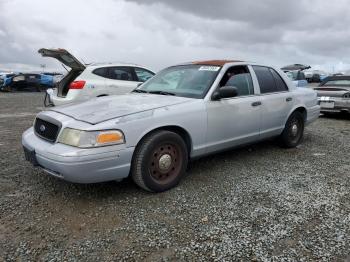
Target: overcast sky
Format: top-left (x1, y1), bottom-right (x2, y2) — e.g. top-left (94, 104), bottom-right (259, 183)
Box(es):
top-left (0, 0), bottom-right (349, 73)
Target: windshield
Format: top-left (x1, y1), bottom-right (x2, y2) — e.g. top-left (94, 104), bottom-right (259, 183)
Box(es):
top-left (136, 64), bottom-right (221, 98)
top-left (323, 79), bottom-right (350, 86)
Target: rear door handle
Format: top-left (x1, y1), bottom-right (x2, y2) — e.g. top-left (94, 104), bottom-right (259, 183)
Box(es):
top-left (251, 101), bottom-right (262, 107)
top-left (286, 97), bottom-right (293, 102)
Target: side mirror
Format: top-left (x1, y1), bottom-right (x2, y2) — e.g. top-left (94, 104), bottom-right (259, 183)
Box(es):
top-left (212, 86), bottom-right (238, 100)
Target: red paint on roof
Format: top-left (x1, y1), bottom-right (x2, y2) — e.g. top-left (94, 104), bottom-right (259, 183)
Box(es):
top-left (192, 60), bottom-right (242, 66)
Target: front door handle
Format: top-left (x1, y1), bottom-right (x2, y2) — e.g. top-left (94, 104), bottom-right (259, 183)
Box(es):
top-left (251, 101), bottom-right (262, 107)
top-left (286, 97), bottom-right (293, 102)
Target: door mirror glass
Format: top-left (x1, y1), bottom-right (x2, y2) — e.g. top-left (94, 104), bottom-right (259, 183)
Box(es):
top-left (212, 86), bottom-right (238, 100)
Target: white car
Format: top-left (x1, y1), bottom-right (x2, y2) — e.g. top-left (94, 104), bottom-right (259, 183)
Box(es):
top-left (23, 60), bottom-right (320, 192)
top-left (39, 48), bottom-right (155, 106)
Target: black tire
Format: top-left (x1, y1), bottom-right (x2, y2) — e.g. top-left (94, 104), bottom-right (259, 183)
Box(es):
top-left (131, 130), bottom-right (188, 192)
top-left (279, 111), bottom-right (305, 148)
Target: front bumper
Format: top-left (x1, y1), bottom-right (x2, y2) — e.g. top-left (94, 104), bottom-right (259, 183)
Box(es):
top-left (317, 96), bottom-right (350, 113)
top-left (22, 127), bottom-right (134, 183)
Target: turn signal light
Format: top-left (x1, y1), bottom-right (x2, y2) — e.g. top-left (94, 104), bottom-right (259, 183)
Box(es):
top-left (97, 132), bottom-right (123, 144)
top-left (69, 80), bottom-right (86, 89)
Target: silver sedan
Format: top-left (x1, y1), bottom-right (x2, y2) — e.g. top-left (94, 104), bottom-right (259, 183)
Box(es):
top-left (314, 75), bottom-right (350, 114)
top-left (22, 60), bottom-right (320, 192)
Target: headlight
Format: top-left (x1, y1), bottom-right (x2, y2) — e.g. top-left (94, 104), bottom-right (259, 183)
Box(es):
top-left (343, 92), bottom-right (350, 98)
top-left (58, 128), bottom-right (125, 148)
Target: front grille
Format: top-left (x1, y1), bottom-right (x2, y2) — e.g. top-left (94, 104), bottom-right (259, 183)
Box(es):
top-left (34, 118), bottom-right (60, 142)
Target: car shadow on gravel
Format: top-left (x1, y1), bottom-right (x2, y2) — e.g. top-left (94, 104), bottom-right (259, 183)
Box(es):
top-left (30, 138), bottom-right (281, 198)
top-left (320, 113), bottom-right (350, 120)
top-left (29, 129), bottom-right (314, 200)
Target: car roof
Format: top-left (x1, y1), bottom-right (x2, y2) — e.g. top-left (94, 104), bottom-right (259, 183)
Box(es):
top-left (88, 62), bottom-right (146, 68)
top-left (86, 63), bottom-right (154, 73)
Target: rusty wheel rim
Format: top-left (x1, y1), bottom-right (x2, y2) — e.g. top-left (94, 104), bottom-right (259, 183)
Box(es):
top-left (149, 143), bottom-right (182, 184)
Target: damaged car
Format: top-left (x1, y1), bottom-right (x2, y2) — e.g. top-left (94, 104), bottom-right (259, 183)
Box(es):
top-left (1, 73), bottom-right (42, 92)
top-left (22, 60), bottom-right (320, 192)
top-left (314, 75), bottom-right (350, 114)
top-left (39, 48), bottom-right (155, 106)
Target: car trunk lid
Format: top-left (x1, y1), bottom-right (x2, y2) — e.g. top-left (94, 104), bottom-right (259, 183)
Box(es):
top-left (38, 48), bottom-right (85, 97)
top-left (314, 86), bottom-right (350, 97)
top-left (38, 48), bottom-right (85, 71)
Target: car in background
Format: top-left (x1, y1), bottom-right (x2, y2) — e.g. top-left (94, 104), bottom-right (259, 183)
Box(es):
top-left (284, 70), bottom-right (308, 87)
top-left (0, 73), bottom-right (16, 90)
top-left (1, 73), bottom-right (42, 92)
top-left (310, 70), bottom-right (328, 83)
top-left (304, 70), bottom-right (329, 83)
top-left (39, 48), bottom-right (155, 106)
top-left (40, 73), bottom-right (63, 88)
top-left (22, 60), bottom-right (320, 192)
top-left (281, 64), bottom-right (310, 87)
top-left (314, 75), bottom-right (350, 114)
top-left (304, 70), bottom-right (314, 82)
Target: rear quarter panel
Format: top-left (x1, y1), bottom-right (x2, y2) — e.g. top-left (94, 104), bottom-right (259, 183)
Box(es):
top-left (288, 87), bottom-right (320, 124)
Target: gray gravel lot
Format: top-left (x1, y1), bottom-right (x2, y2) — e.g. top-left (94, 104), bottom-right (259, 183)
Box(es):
top-left (0, 92), bottom-right (350, 261)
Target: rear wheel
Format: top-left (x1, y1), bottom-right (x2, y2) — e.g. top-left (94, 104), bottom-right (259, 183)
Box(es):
top-left (279, 111), bottom-right (304, 148)
top-left (131, 131), bottom-right (188, 192)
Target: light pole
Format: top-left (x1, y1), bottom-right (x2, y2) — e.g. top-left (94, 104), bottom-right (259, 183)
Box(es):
top-left (40, 64), bottom-right (46, 73)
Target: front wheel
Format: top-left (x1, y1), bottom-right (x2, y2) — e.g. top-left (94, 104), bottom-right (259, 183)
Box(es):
top-left (131, 131), bottom-right (188, 192)
top-left (279, 111), bottom-right (305, 148)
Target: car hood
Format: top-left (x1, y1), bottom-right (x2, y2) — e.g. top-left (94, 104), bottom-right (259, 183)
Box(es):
top-left (49, 93), bottom-right (194, 124)
top-left (314, 86), bottom-right (350, 97)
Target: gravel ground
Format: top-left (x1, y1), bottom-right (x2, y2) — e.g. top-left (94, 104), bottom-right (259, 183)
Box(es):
top-left (0, 92), bottom-right (350, 261)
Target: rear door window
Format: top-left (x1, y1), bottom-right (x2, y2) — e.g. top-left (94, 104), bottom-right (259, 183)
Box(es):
top-left (92, 67), bottom-right (109, 78)
top-left (253, 66), bottom-right (288, 93)
top-left (107, 67), bottom-right (134, 81)
top-left (269, 68), bottom-right (289, 92)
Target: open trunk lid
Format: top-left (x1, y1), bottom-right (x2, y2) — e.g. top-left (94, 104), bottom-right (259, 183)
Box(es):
top-left (38, 48), bottom-right (85, 98)
top-left (38, 48), bottom-right (85, 71)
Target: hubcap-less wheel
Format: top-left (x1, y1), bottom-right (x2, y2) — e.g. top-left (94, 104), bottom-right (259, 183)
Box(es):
top-left (279, 111), bottom-right (305, 148)
top-left (131, 130), bottom-right (188, 192)
top-left (288, 118), bottom-right (302, 144)
top-left (291, 123), bottom-right (298, 137)
top-left (149, 143), bottom-right (182, 184)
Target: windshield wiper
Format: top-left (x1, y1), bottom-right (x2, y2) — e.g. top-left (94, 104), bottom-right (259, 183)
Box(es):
top-left (148, 90), bottom-right (176, 96)
top-left (132, 89), bottom-right (148, 93)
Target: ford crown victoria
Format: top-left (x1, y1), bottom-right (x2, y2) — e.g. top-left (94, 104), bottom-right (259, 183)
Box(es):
top-left (22, 60), bottom-right (320, 192)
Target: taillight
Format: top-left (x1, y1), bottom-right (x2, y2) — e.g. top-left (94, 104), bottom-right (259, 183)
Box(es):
top-left (69, 80), bottom-right (86, 89)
